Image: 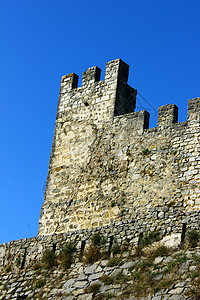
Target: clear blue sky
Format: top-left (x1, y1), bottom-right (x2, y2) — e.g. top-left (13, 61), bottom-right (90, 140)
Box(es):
top-left (0, 0), bottom-right (199, 244)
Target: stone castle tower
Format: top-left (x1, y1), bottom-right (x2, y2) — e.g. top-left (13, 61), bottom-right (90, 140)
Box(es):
top-left (38, 58), bottom-right (200, 238)
top-left (1, 59), bottom-right (200, 300)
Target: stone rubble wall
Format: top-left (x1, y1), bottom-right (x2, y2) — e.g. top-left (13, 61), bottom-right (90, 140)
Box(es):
top-left (1, 59), bottom-right (200, 299)
top-left (0, 212), bottom-right (199, 270)
top-left (1, 231), bottom-right (200, 299)
top-left (38, 59), bottom-right (200, 236)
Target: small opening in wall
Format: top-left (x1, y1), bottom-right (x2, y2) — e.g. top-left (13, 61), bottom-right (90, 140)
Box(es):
top-left (79, 240), bottom-right (86, 259)
top-left (181, 223), bottom-right (186, 246)
top-left (81, 240), bottom-right (86, 252)
top-left (108, 236), bottom-right (114, 257)
top-left (21, 248), bottom-right (27, 270)
top-left (138, 232), bottom-right (143, 248)
top-left (53, 243), bottom-right (56, 252)
top-left (137, 232), bottom-right (143, 257)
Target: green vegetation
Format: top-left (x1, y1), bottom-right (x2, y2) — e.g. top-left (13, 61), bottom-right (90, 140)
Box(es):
top-left (137, 260), bottom-right (153, 271)
top-left (15, 256), bottom-right (21, 267)
top-left (111, 243), bottom-right (120, 256)
top-left (91, 232), bottom-right (102, 246)
top-left (163, 260), bottom-right (176, 274)
top-left (42, 248), bottom-right (56, 270)
top-left (60, 242), bottom-right (76, 270)
top-left (104, 292), bottom-right (115, 299)
top-left (33, 262), bottom-right (41, 270)
top-left (126, 259), bottom-right (173, 298)
top-left (100, 271), bottom-right (128, 286)
top-left (100, 274), bottom-right (114, 285)
top-left (34, 278), bottom-right (46, 289)
top-left (84, 232), bottom-right (108, 264)
top-left (142, 148), bottom-right (151, 156)
top-left (187, 229), bottom-right (200, 248)
top-left (91, 232), bottom-right (106, 246)
top-left (84, 245), bottom-right (101, 264)
top-left (86, 283), bottom-right (101, 295)
top-left (174, 253), bottom-right (187, 264)
top-left (4, 263), bottom-right (11, 273)
top-left (141, 230), bottom-right (160, 247)
top-left (107, 257), bottom-right (121, 267)
top-left (151, 245), bottom-right (170, 258)
top-left (114, 270), bottom-right (128, 283)
top-left (192, 254), bottom-right (200, 262)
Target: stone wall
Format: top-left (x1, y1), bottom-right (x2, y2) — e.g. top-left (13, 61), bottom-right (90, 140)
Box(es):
top-left (38, 58), bottom-right (200, 237)
top-left (0, 59), bottom-right (200, 299)
top-left (1, 227), bottom-right (200, 299)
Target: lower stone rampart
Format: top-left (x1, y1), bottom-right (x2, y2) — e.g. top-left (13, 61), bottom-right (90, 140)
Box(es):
top-left (1, 176), bottom-right (200, 298)
top-left (1, 218), bottom-right (200, 299)
top-left (1, 207), bottom-right (200, 270)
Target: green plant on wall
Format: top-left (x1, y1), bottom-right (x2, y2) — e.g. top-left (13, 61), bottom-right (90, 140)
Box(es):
top-left (91, 232), bottom-right (102, 246)
top-left (90, 232), bottom-right (107, 246)
top-left (84, 245), bottom-right (101, 264)
top-left (141, 230), bottom-right (160, 247)
top-left (60, 242), bottom-right (76, 270)
top-left (86, 283), bottom-right (101, 295)
top-left (34, 278), bottom-right (46, 289)
top-left (142, 148), bottom-right (151, 156)
top-left (4, 263), bottom-right (11, 273)
top-left (111, 243), bottom-right (121, 256)
top-left (84, 232), bottom-right (108, 264)
top-left (187, 230), bottom-right (200, 248)
top-left (15, 256), bottom-right (21, 267)
top-left (42, 248), bottom-right (56, 270)
top-left (107, 257), bottom-right (121, 267)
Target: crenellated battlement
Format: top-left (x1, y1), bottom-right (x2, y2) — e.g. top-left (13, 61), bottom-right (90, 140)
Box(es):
top-left (61, 73), bottom-right (79, 89)
top-left (38, 59), bottom-right (200, 237)
top-left (157, 104), bottom-right (178, 127)
top-left (60, 59), bottom-right (130, 89)
top-left (58, 59), bottom-right (137, 123)
top-left (59, 59), bottom-right (200, 130)
top-left (82, 66), bottom-right (101, 86)
top-left (156, 98), bottom-right (200, 128)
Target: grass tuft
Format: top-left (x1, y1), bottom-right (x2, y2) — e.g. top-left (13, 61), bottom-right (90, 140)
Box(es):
top-left (42, 248), bottom-right (56, 270)
top-left (60, 242), bottom-right (76, 270)
top-left (187, 230), bottom-right (199, 248)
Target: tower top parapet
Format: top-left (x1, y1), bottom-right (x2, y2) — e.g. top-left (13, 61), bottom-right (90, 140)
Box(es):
top-left (58, 59), bottom-right (137, 122)
top-left (60, 59), bottom-right (130, 90)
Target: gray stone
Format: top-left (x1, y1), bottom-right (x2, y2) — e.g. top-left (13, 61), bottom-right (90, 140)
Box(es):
top-left (152, 274), bottom-right (163, 281)
top-left (74, 281), bottom-right (88, 289)
top-left (189, 265), bottom-right (197, 271)
top-left (163, 256), bottom-right (173, 264)
top-left (168, 295), bottom-right (185, 300)
top-left (154, 257), bottom-right (164, 264)
top-left (77, 293), bottom-right (93, 300)
top-left (77, 273), bottom-right (88, 281)
top-left (63, 278), bottom-right (76, 289)
top-left (84, 264), bottom-right (97, 274)
top-left (121, 261), bottom-right (136, 269)
top-left (64, 295), bottom-right (76, 300)
top-left (168, 287), bottom-right (184, 294)
top-left (88, 272), bottom-right (104, 282)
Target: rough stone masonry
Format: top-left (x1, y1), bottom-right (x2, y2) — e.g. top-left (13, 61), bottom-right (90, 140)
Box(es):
top-left (38, 58), bottom-right (200, 238)
top-left (0, 59), bottom-right (200, 300)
